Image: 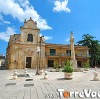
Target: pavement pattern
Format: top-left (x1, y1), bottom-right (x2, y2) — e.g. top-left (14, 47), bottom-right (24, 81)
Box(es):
top-left (0, 68), bottom-right (100, 99)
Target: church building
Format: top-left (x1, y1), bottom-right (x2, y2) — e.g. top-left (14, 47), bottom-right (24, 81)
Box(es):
top-left (6, 18), bottom-right (90, 69)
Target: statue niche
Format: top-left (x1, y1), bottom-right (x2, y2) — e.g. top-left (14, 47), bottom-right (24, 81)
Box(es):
top-left (27, 34), bottom-right (33, 42)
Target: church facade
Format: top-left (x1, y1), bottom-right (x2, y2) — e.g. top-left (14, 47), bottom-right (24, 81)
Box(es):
top-left (6, 18), bottom-right (90, 69)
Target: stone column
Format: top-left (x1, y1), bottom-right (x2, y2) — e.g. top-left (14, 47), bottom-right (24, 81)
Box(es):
top-left (70, 32), bottom-right (77, 69)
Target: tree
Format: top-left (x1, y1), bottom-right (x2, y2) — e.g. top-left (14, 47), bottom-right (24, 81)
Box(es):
top-left (77, 34), bottom-right (100, 67)
top-left (77, 34), bottom-right (95, 47)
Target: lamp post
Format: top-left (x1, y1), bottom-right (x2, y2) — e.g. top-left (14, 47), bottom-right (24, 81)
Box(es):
top-left (39, 36), bottom-right (44, 69)
top-left (36, 46), bottom-right (40, 75)
top-left (36, 36), bottom-right (44, 75)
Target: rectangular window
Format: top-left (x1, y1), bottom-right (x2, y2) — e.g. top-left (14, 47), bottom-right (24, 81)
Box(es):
top-left (50, 49), bottom-right (56, 55)
top-left (79, 50), bottom-right (83, 56)
top-left (66, 50), bottom-right (71, 56)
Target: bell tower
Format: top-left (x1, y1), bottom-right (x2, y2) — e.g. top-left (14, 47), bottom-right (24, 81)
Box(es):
top-left (20, 17), bottom-right (40, 45)
top-left (19, 18), bottom-right (45, 69)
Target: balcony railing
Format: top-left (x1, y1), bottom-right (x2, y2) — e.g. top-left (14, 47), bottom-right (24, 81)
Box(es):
top-left (46, 53), bottom-right (59, 56)
top-left (46, 53), bottom-right (71, 56)
top-left (75, 54), bottom-right (91, 58)
top-left (61, 53), bottom-right (71, 56)
top-left (46, 53), bottom-right (91, 58)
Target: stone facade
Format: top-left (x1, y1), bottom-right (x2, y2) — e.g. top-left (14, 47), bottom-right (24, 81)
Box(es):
top-left (6, 18), bottom-right (45, 69)
top-left (6, 18), bottom-right (90, 69)
top-left (45, 44), bottom-right (90, 68)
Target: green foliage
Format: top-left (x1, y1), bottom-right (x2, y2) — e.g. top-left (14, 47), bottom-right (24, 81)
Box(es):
top-left (54, 62), bottom-right (61, 69)
top-left (77, 34), bottom-right (100, 65)
top-left (63, 60), bottom-right (73, 73)
top-left (77, 34), bottom-right (95, 47)
top-left (83, 63), bottom-right (90, 69)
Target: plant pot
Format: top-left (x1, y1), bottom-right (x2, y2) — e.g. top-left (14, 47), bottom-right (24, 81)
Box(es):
top-left (56, 68), bottom-right (60, 72)
top-left (64, 72), bottom-right (73, 80)
top-left (50, 68), bottom-right (56, 72)
top-left (84, 68), bottom-right (89, 71)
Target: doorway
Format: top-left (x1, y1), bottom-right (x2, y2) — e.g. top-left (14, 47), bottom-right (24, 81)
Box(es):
top-left (77, 61), bottom-right (82, 67)
top-left (26, 57), bottom-right (32, 68)
top-left (48, 60), bottom-right (54, 67)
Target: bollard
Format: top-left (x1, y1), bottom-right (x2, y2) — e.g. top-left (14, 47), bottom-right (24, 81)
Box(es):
top-left (24, 68), bottom-right (28, 74)
top-left (13, 69), bottom-right (18, 79)
top-left (95, 66), bottom-right (97, 71)
top-left (44, 71), bottom-right (48, 79)
top-left (93, 71), bottom-right (99, 81)
top-left (39, 69), bottom-right (44, 75)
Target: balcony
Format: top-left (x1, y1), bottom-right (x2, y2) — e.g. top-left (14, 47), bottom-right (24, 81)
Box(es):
top-left (61, 53), bottom-right (71, 57)
top-left (75, 54), bottom-right (91, 58)
top-left (46, 53), bottom-right (59, 56)
top-left (46, 53), bottom-right (91, 58)
top-left (46, 53), bottom-right (71, 57)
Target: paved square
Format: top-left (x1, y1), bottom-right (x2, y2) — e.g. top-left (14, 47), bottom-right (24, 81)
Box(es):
top-left (0, 68), bottom-right (100, 99)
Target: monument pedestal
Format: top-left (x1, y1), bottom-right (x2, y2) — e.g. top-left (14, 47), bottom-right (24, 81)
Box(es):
top-left (70, 59), bottom-right (77, 69)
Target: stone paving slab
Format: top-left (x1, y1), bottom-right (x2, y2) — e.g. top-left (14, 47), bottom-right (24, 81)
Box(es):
top-left (0, 69), bottom-right (100, 99)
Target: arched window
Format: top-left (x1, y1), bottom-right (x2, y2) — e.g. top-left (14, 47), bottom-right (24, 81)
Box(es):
top-left (27, 34), bottom-right (33, 42)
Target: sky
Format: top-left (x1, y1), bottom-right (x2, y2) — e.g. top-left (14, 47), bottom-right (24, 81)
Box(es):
top-left (0, 0), bottom-right (100, 55)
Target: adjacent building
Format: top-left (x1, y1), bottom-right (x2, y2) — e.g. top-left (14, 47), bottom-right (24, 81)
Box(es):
top-left (0, 54), bottom-right (5, 67)
top-left (6, 18), bottom-right (90, 69)
top-left (45, 43), bottom-right (90, 68)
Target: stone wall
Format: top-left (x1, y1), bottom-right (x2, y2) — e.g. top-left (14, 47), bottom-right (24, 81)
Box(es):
top-left (6, 18), bottom-right (45, 69)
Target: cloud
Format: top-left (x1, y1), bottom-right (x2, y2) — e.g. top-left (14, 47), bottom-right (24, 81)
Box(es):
top-left (40, 33), bottom-right (52, 41)
top-left (53, 0), bottom-right (70, 13)
top-left (44, 36), bottom-right (52, 41)
top-left (0, 0), bottom-right (52, 30)
top-left (0, 14), bottom-right (3, 20)
top-left (65, 37), bottom-right (70, 42)
top-left (16, 0), bottom-right (30, 8)
top-left (0, 27), bottom-right (16, 42)
top-left (0, 14), bottom-right (10, 24)
top-left (3, 21), bottom-right (10, 24)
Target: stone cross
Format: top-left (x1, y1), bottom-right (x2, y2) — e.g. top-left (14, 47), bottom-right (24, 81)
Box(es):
top-left (70, 32), bottom-right (77, 69)
top-left (70, 32), bottom-right (75, 60)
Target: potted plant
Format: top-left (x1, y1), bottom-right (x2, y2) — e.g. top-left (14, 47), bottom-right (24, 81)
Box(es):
top-left (63, 60), bottom-right (73, 79)
top-left (54, 62), bottom-right (61, 72)
top-left (84, 62), bottom-right (90, 71)
top-left (49, 62), bottom-right (57, 72)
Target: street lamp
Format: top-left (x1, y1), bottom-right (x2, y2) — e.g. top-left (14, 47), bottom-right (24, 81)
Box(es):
top-left (36, 46), bottom-right (40, 75)
top-left (35, 36), bottom-right (44, 75)
top-left (39, 36), bottom-right (44, 69)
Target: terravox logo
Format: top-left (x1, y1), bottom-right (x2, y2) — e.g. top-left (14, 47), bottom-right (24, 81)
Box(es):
top-left (58, 89), bottom-right (100, 98)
